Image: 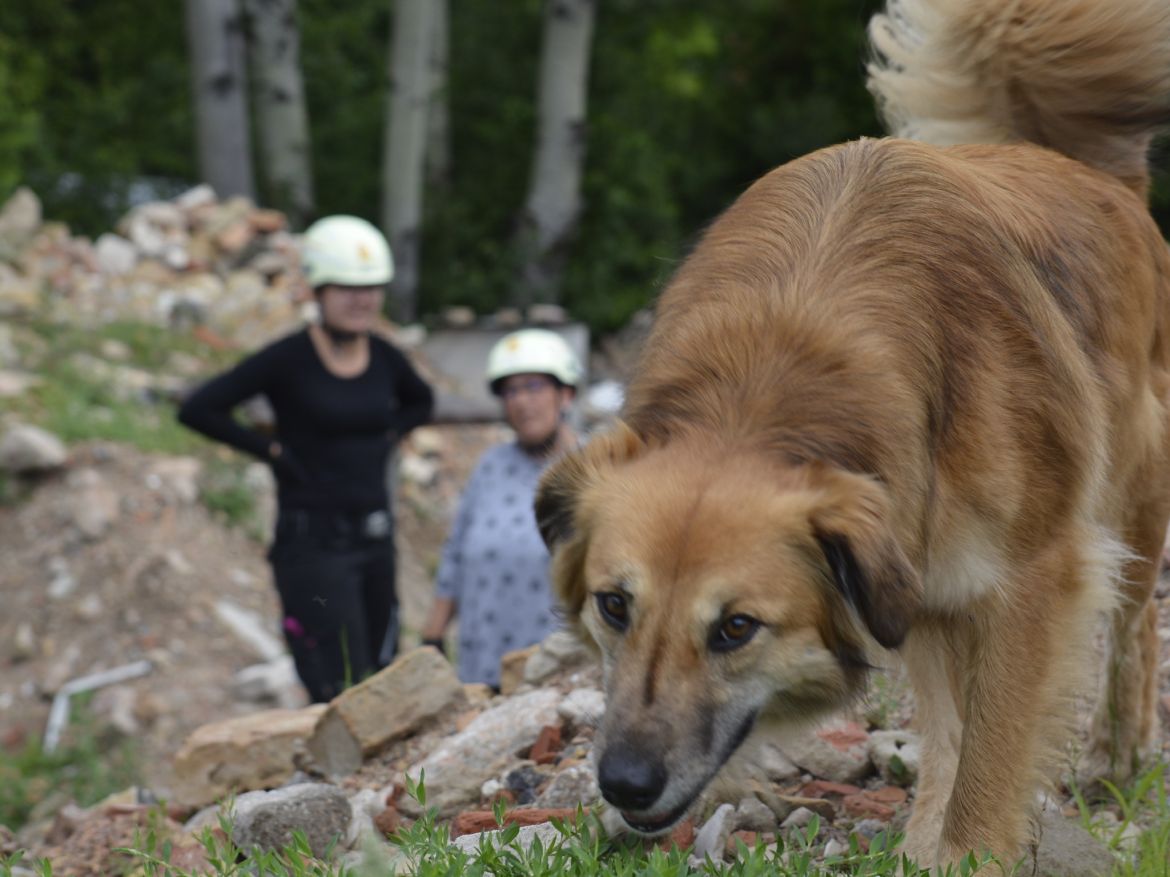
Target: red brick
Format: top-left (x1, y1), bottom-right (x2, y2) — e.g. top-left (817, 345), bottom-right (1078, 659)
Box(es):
top-left (529, 724), bottom-right (564, 765)
top-left (374, 805), bottom-right (401, 836)
top-left (726, 830), bottom-right (758, 856)
top-left (451, 807), bottom-right (582, 838)
top-left (864, 786), bottom-right (907, 805)
top-left (817, 721), bottom-right (869, 751)
top-left (842, 793), bottom-right (895, 821)
top-left (800, 779), bottom-right (862, 798)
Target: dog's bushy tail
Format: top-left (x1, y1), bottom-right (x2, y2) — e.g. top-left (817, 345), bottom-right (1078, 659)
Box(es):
top-left (867, 0), bottom-right (1170, 193)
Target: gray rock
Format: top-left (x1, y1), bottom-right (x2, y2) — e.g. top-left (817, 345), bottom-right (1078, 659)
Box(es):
top-left (231, 783), bottom-right (351, 859)
top-left (751, 740), bottom-right (802, 784)
top-left (442, 306), bottom-right (476, 329)
top-left (523, 648), bottom-right (562, 686)
top-left (0, 370), bottom-right (40, 398)
top-left (1033, 811), bottom-right (1116, 877)
top-left (309, 648), bottom-right (465, 779)
top-left (734, 795), bottom-right (778, 833)
top-left (867, 729), bottom-right (920, 786)
top-left (0, 187), bottom-right (41, 261)
top-left (780, 807), bottom-right (816, 830)
top-left (823, 838), bottom-right (849, 858)
top-left (232, 656), bottom-right (301, 706)
top-left (557, 688), bottom-right (605, 729)
top-left (773, 723), bottom-right (871, 784)
top-left (0, 424), bottom-right (67, 472)
top-left (47, 557), bottom-right (77, 600)
top-left (452, 821), bottom-right (564, 855)
top-left (343, 788), bottom-right (383, 848)
top-left (94, 233), bottom-right (138, 275)
top-left (535, 760), bottom-right (599, 809)
top-left (692, 803), bottom-right (736, 863)
top-left (144, 456), bottom-right (203, 505)
top-left (406, 688), bottom-right (562, 815)
top-left (68, 468), bottom-right (121, 539)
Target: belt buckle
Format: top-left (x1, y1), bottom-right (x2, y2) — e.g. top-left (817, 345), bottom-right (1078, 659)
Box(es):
top-left (363, 510), bottom-right (390, 539)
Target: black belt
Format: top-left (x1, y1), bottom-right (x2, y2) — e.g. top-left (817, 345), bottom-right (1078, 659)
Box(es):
top-left (277, 508), bottom-right (393, 541)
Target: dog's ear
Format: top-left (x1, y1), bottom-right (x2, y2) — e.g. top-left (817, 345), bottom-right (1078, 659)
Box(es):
top-left (535, 420), bottom-right (644, 547)
top-left (535, 421), bottom-right (645, 619)
top-left (806, 466), bottom-right (921, 649)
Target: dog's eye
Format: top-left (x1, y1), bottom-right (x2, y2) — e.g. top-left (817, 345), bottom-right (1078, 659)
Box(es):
top-left (710, 614), bottom-right (760, 652)
top-left (595, 592), bottom-right (630, 631)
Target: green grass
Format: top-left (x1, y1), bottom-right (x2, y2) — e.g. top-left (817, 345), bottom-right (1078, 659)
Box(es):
top-left (1071, 761), bottom-right (1170, 877)
top-left (9, 767), bottom-right (1170, 877)
top-left (5, 317), bottom-right (235, 456)
top-left (3, 317), bottom-right (272, 534)
top-left (198, 457), bottom-right (265, 538)
top-left (0, 697), bottom-right (139, 833)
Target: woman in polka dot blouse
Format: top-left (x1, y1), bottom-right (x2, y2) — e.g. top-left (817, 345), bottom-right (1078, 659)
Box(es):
top-left (420, 329), bottom-right (582, 689)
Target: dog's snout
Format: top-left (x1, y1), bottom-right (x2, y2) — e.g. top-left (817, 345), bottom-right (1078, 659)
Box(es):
top-left (598, 742), bottom-right (667, 811)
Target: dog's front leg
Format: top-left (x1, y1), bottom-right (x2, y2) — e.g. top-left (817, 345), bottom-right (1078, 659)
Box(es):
top-left (899, 623), bottom-right (967, 865)
top-left (933, 579), bottom-right (1083, 872)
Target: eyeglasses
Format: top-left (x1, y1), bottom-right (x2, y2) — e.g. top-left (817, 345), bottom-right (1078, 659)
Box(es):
top-left (499, 377), bottom-right (556, 400)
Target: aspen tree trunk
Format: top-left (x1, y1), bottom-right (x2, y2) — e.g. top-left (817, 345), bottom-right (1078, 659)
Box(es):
top-left (382, 0), bottom-right (435, 323)
top-left (245, 0), bottom-right (315, 225)
top-left (514, 0), bottom-right (597, 307)
top-left (184, 0), bottom-right (256, 199)
top-left (426, 0), bottom-right (450, 186)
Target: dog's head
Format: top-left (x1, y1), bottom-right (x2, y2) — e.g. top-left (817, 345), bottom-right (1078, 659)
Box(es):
top-left (535, 423), bottom-right (920, 834)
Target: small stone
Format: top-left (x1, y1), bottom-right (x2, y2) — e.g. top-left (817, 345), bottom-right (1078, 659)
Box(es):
top-left (692, 803), bottom-right (736, 863)
top-left (13, 623), bottom-right (35, 661)
top-left (557, 688), bottom-right (605, 728)
top-left (527, 303), bottom-right (568, 325)
top-left (94, 233), bottom-right (138, 275)
top-left (823, 838), bottom-right (849, 858)
top-left (0, 424), bottom-right (67, 472)
top-left (442, 306), bottom-right (476, 328)
top-left (230, 783), bottom-right (351, 859)
top-left (734, 795), bottom-right (778, 833)
top-left (780, 806), bottom-right (816, 830)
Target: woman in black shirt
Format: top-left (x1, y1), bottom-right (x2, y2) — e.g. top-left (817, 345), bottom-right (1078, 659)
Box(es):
top-left (178, 215), bottom-right (434, 702)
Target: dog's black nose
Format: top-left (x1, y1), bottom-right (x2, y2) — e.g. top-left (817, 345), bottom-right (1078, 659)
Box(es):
top-left (598, 743), bottom-right (667, 811)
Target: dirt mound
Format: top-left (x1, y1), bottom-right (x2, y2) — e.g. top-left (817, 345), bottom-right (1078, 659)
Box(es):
top-left (0, 426), bottom-right (506, 798)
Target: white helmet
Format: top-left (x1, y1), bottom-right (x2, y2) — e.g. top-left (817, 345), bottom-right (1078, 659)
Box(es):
top-left (302, 215), bottom-right (394, 288)
top-left (486, 329), bottom-right (581, 393)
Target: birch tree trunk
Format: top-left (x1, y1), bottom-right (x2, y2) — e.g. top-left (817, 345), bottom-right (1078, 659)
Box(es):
top-left (426, 0), bottom-right (450, 186)
top-left (184, 0), bottom-right (256, 199)
top-left (382, 0), bottom-right (436, 323)
top-left (514, 0), bottom-right (597, 307)
top-left (244, 0), bottom-right (315, 225)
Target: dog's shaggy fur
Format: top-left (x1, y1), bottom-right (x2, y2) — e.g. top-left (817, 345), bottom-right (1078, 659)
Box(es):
top-left (536, 0), bottom-right (1170, 868)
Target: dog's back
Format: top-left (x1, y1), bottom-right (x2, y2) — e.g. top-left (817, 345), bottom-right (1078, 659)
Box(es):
top-left (538, 0), bottom-right (1170, 868)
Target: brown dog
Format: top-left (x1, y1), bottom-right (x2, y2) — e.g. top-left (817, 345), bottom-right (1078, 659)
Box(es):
top-left (535, 0), bottom-right (1170, 868)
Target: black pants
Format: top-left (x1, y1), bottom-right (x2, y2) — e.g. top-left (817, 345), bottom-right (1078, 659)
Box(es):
top-left (268, 509), bottom-right (399, 703)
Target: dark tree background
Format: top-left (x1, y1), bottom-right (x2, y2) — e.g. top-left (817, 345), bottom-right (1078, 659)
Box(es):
top-left (1, 0), bottom-right (1166, 332)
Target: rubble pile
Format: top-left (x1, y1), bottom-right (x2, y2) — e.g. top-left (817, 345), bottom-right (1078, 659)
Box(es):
top-left (0, 185), bottom-right (305, 350)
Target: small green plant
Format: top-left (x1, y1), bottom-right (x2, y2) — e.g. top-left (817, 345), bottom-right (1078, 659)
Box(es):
top-left (0, 698), bottom-right (139, 832)
top-left (198, 457), bottom-right (265, 539)
top-left (1072, 760), bottom-right (1170, 877)
top-left (118, 806), bottom-right (348, 877)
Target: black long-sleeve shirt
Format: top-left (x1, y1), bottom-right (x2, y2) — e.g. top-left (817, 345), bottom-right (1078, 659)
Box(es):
top-left (178, 329), bottom-right (434, 514)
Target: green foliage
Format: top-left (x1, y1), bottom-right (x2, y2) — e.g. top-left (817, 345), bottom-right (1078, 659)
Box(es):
top-left (1072, 761), bottom-right (1170, 877)
top-left (5, 320), bottom-right (225, 456)
top-left (198, 457), bottom-right (264, 538)
top-left (0, 0), bottom-right (195, 230)
top-left (0, 698), bottom-right (138, 833)
top-left (2, 0), bottom-right (1167, 335)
